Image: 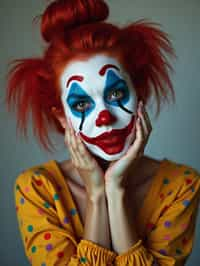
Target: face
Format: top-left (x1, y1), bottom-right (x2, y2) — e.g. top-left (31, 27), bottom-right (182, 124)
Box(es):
top-left (60, 54), bottom-right (138, 161)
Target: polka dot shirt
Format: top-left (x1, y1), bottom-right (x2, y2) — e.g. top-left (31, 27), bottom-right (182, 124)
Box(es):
top-left (14, 159), bottom-right (200, 265)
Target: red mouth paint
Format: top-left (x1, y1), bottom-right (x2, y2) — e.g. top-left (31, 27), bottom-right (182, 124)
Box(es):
top-left (79, 115), bottom-right (136, 155)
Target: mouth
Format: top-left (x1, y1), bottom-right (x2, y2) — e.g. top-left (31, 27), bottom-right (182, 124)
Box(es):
top-left (79, 115), bottom-right (136, 155)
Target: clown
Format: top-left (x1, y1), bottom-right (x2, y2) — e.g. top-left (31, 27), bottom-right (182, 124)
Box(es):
top-left (60, 54), bottom-right (137, 161)
top-left (7, 1), bottom-right (200, 266)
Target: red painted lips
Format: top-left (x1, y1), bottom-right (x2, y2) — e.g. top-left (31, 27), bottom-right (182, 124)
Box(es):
top-left (79, 115), bottom-right (136, 155)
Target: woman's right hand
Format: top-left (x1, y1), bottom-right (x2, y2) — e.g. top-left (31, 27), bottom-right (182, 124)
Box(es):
top-left (64, 117), bottom-right (105, 198)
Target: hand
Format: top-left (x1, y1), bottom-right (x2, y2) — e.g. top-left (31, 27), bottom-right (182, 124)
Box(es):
top-left (104, 101), bottom-right (152, 190)
top-left (64, 117), bottom-right (105, 197)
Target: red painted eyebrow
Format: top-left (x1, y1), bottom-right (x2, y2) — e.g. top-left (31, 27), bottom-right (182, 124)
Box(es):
top-left (67, 75), bottom-right (84, 88)
top-left (99, 64), bottom-right (120, 76)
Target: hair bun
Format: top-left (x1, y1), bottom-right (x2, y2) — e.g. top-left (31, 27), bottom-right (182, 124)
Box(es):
top-left (41, 0), bottom-right (109, 42)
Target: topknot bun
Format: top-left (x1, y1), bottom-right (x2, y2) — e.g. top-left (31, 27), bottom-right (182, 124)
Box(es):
top-left (41, 0), bottom-right (109, 42)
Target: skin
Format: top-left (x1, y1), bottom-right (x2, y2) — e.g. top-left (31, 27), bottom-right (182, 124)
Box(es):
top-left (52, 99), bottom-right (153, 254)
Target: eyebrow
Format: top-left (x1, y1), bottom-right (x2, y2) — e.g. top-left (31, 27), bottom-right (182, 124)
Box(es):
top-left (99, 64), bottom-right (120, 76)
top-left (66, 75), bottom-right (84, 88)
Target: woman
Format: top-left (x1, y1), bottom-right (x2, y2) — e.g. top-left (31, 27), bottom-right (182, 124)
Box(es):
top-left (7, 0), bottom-right (200, 265)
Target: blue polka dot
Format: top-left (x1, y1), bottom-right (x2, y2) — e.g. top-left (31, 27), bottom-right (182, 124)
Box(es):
top-left (20, 197), bottom-right (25, 204)
top-left (53, 193), bottom-right (59, 201)
top-left (70, 208), bottom-right (77, 216)
top-left (31, 246), bottom-right (37, 253)
top-left (191, 187), bottom-right (195, 192)
top-left (80, 257), bottom-right (87, 263)
top-left (44, 202), bottom-right (50, 208)
top-left (182, 199), bottom-right (190, 207)
top-left (163, 178), bottom-right (170, 185)
top-left (184, 170), bottom-right (191, 175)
top-left (176, 248), bottom-right (182, 255)
top-left (41, 263), bottom-right (46, 266)
top-left (34, 170), bottom-right (41, 175)
top-left (159, 249), bottom-right (167, 256)
top-left (27, 225), bottom-right (34, 232)
top-left (64, 217), bottom-right (70, 224)
top-left (16, 184), bottom-right (20, 191)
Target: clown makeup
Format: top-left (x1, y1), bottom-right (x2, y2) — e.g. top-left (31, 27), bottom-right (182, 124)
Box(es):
top-left (60, 54), bottom-right (138, 161)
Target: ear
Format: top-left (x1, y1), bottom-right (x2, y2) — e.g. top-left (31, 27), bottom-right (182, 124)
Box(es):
top-left (51, 107), bottom-right (67, 129)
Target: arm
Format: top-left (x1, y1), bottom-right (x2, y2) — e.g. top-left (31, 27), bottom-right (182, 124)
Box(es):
top-left (105, 170), bottom-right (200, 266)
top-left (15, 169), bottom-right (117, 266)
top-left (83, 189), bottom-right (111, 249)
top-left (106, 186), bottom-right (140, 254)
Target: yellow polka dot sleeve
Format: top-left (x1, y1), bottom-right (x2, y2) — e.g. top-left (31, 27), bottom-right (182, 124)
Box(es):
top-left (14, 168), bottom-right (117, 265)
top-left (114, 168), bottom-right (200, 265)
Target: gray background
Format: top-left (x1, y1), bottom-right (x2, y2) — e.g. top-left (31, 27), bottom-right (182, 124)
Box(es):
top-left (0, 0), bottom-right (200, 265)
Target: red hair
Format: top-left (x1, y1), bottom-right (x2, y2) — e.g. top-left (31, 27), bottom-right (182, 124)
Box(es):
top-left (6, 0), bottom-right (176, 152)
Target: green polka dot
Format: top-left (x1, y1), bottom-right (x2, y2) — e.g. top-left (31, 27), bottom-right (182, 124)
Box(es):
top-left (27, 225), bottom-right (33, 232)
top-left (163, 178), bottom-right (170, 185)
top-left (43, 202), bottom-right (50, 208)
top-left (175, 248), bottom-right (182, 255)
top-left (184, 170), bottom-right (191, 175)
top-left (34, 170), bottom-right (41, 175)
top-left (31, 246), bottom-right (37, 253)
top-left (53, 193), bottom-right (59, 201)
top-left (16, 184), bottom-right (20, 191)
top-left (80, 257), bottom-right (87, 263)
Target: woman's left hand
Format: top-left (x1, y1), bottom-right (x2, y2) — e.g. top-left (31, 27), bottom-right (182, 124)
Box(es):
top-left (104, 100), bottom-right (152, 190)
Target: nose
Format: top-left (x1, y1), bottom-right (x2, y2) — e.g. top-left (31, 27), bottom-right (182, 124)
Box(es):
top-left (96, 109), bottom-right (117, 126)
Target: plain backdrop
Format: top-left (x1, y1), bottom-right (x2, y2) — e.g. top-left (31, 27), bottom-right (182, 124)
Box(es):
top-left (0, 0), bottom-right (200, 265)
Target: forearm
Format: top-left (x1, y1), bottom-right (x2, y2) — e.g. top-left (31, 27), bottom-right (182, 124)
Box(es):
top-left (106, 186), bottom-right (140, 254)
top-left (83, 189), bottom-right (112, 250)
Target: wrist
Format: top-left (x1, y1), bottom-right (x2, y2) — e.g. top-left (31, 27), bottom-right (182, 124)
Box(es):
top-left (87, 186), bottom-right (106, 203)
top-left (105, 184), bottom-right (126, 201)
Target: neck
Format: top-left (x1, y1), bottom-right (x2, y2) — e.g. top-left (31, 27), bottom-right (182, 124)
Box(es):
top-left (93, 154), bottom-right (111, 172)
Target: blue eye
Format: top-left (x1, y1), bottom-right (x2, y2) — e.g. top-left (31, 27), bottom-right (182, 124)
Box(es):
top-left (72, 101), bottom-right (91, 112)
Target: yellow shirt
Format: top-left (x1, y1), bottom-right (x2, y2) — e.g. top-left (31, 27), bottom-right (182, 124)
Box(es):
top-left (14, 158), bottom-right (200, 265)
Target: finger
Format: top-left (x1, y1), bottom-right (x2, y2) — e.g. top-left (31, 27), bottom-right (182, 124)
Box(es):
top-left (66, 118), bottom-right (83, 167)
top-left (76, 136), bottom-right (92, 168)
top-left (138, 108), bottom-right (149, 136)
top-left (142, 105), bottom-right (152, 132)
top-left (127, 117), bottom-right (144, 159)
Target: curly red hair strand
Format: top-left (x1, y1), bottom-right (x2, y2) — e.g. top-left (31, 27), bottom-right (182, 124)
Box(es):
top-left (6, 0), bottom-right (176, 152)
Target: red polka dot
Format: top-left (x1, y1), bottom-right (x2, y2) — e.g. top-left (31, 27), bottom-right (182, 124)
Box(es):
top-left (160, 193), bottom-right (165, 199)
top-left (35, 179), bottom-right (43, 186)
top-left (44, 232), bottom-right (51, 240)
top-left (57, 251), bottom-right (64, 258)
top-left (186, 178), bottom-right (192, 185)
top-left (16, 206), bottom-right (19, 212)
top-left (182, 237), bottom-right (189, 246)
top-left (146, 222), bottom-right (155, 231)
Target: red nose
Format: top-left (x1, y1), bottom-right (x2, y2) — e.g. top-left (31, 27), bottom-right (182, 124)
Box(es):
top-left (96, 110), bottom-right (117, 126)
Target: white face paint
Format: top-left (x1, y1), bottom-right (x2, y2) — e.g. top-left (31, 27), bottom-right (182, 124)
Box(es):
top-left (60, 54), bottom-right (138, 161)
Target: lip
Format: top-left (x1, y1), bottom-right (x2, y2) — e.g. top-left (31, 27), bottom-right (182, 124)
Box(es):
top-left (79, 115), bottom-right (136, 154)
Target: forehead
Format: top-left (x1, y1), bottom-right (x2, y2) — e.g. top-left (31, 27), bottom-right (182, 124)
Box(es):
top-left (60, 54), bottom-right (123, 92)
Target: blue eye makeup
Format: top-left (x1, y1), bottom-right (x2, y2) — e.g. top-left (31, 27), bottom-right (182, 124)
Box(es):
top-left (65, 69), bottom-right (133, 131)
top-left (66, 83), bottom-right (95, 118)
top-left (104, 70), bottom-right (131, 114)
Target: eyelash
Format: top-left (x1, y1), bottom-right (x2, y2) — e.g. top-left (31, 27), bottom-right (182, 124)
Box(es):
top-left (72, 89), bottom-right (124, 112)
